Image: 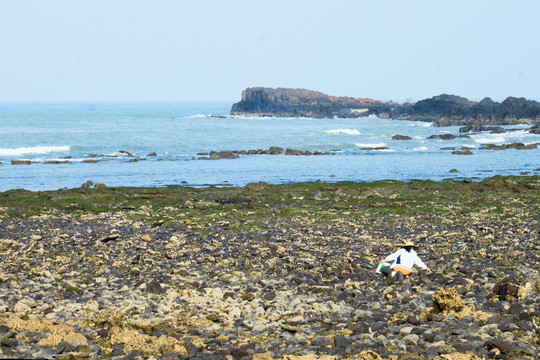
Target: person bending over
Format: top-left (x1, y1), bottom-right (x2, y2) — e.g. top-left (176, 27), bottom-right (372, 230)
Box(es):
top-left (379, 241), bottom-right (429, 281)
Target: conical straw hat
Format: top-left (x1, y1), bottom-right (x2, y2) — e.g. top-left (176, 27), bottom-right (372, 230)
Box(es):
top-left (400, 241), bottom-right (419, 249)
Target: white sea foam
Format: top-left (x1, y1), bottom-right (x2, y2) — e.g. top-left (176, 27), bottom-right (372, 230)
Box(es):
top-left (323, 129), bottom-right (361, 135)
top-left (410, 146), bottom-right (428, 151)
top-left (473, 136), bottom-right (506, 144)
top-left (187, 114), bottom-right (209, 118)
top-left (355, 143), bottom-right (387, 148)
top-left (405, 121), bottom-right (433, 127)
top-left (471, 129), bottom-right (538, 144)
top-left (0, 145), bottom-right (71, 156)
top-left (503, 130), bottom-right (535, 141)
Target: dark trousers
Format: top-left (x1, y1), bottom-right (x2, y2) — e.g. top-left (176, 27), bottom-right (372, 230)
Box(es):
top-left (380, 266), bottom-right (393, 277)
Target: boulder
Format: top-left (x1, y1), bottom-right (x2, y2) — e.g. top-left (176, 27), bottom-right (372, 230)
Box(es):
top-left (310, 336), bottom-right (332, 348)
top-left (268, 146), bottom-right (286, 154)
top-left (392, 134), bottom-right (412, 140)
top-left (493, 277), bottom-right (520, 301)
top-left (119, 150), bottom-right (134, 157)
top-left (146, 279), bottom-right (164, 295)
top-left (81, 180), bottom-right (94, 189)
top-left (480, 142), bottom-right (539, 150)
top-left (427, 134), bottom-right (470, 140)
top-left (506, 142), bottom-right (538, 149)
top-left (484, 339), bottom-right (513, 354)
top-left (459, 124), bottom-right (505, 133)
top-left (285, 149), bottom-right (304, 156)
top-left (209, 151), bottom-right (240, 160)
top-left (44, 160), bottom-right (71, 164)
top-left (11, 160), bottom-right (31, 165)
top-left (244, 181), bottom-right (269, 191)
top-left (452, 150), bottom-right (473, 155)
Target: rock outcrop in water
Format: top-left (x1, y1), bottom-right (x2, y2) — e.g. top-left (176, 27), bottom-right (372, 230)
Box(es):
top-left (230, 88), bottom-right (540, 127)
top-left (230, 87), bottom-right (411, 119)
top-left (412, 95), bottom-right (540, 127)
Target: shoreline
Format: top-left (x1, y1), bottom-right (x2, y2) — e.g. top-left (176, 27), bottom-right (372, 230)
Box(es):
top-left (0, 176), bottom-right (539, 359)
top-left (2, 150), bottom-right (540, 193)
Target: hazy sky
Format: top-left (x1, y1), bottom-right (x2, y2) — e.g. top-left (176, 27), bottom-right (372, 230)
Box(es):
top-left (1, 1), bottom-right (538, 102)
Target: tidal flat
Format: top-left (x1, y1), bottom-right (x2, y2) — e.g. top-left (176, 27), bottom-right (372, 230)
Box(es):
top-left (0, 176), bottom-right (539, 359)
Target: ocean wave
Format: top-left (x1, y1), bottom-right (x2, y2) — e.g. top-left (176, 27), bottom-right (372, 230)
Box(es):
top-left (323, 129), bottom-right (361, 135)
top-left (471, 129), bottom-right (540, 144)
top-left (0, 145), bottom-right (71, 156)
top-left (186, 114), bottom-right (209, 118)
top-left (355, 143), bottom-right (387, 148)
top-left (473, 136), bottom-right (506, 144)
top-left (409, 146), bottom-right (428, 151)
top-left (404, 121), bottom-right (433, 127)
top-left (503, 130), bottom-right (537, 140)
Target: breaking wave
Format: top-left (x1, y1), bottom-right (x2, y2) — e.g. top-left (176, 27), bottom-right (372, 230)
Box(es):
top-left (355, 143), bottom-right (387, 148)
top-left (323, 129), bottom-right (361, 135)
top-left (0, 145), bottom-right (71, 156)
top-left (186, 114), bottom-right (209, 118)
top-left (472, 130), bottom-right (536, 144)
top-left (473, 136), bottom-right (506, 144)
top-left (404, 121), bottom-right (434, 127)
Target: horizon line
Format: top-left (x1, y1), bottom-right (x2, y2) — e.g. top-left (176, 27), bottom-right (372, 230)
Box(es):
top-left (0, 99), bottom-right (237, 104)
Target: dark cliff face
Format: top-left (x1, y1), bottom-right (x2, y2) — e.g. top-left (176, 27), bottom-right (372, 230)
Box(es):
top-left (230, 87), bottom-right (540, 126)
top-left (231, 87), bottom-right (385, 118)
top-left (429, 95), bottom-right (540, 126)
top-left (231, 87), bottom-right (414, 119)
top-left (413, 95), bottom-right (476, 115)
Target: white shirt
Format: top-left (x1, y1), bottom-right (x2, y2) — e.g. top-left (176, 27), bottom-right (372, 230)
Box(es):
top-left (384, 248), bottom-right (428, 272)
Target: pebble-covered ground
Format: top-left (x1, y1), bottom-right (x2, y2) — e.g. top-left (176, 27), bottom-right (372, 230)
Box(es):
top-left (0, 176), bottom-right (539, 360)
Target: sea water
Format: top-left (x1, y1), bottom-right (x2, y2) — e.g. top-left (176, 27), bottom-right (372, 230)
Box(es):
top-left (0, 102), bottom-right (539, 191)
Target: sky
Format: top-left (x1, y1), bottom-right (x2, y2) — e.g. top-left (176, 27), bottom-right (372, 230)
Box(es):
top-left (0, 0), bottom-right (539, 103)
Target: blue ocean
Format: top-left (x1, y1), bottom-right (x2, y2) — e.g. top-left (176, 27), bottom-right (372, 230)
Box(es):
top-left (1, 102), bottom-right (539, 191)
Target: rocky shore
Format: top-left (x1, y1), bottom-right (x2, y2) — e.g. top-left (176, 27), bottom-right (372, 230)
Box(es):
top-left (0, 177), bottom-right (539, 359)
top-left (230, 88), bottom-right (540, 127)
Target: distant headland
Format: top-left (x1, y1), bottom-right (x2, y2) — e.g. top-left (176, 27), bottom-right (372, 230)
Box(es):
top-left (230, 87), bottom-right (540, 127)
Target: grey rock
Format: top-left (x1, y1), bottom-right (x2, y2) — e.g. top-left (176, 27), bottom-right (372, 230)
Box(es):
top-left (0, 325), bottom-right (11, 335)
top-left (333, 334), bottom-right (348, 349)
top-left (484, 339), bottom-right (513, 353)
top-left (146, 279), bottom-right (164, 294)
top-left (508, 302), bottom-right (523, 315)
top-left (311, 336), bottom-right (333, 348)
top-left (0, 338), bottom-right (19, 348)
top-left (392, 135), bottom-right (412, 140)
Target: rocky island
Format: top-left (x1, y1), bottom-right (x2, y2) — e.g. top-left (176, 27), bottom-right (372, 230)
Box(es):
top-left (230, 88), bottom-right (540, 127)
